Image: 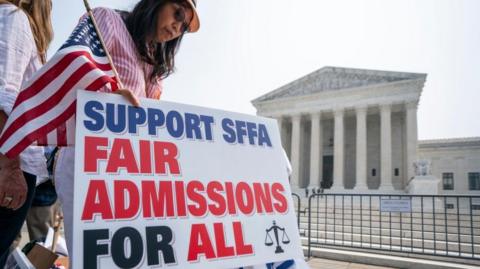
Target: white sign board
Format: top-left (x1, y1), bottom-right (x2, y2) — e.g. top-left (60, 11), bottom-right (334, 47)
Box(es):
top-left (73, 91), bottom-right (304, 269)
top-left (380, 198), bottom-right (412, 213)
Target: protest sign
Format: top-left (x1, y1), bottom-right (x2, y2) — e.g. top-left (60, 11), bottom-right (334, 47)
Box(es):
top-left (73, 90), bottom-right (304, 268)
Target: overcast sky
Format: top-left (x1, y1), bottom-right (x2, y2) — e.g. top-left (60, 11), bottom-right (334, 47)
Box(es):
top-left (50, 0), bottom-right (480, 140)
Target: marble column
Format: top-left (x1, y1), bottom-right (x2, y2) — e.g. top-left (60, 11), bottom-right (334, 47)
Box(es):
top-left (277, 117), bottom-right (284, 148)
top-left (355, 106), bottom-right (368, 191)
top-left (332, 108), bottom-right (344, 190)
top-left (309, 112), bottom-right (322, 189)
top-left (290, 115), bottom-right (302, 189)
top-left (380, 104), bottom-right (393, 190)
top-left (405, 102), bottom-right (418, 182)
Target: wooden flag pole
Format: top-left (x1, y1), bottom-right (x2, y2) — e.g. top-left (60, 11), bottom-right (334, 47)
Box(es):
top-left (50, 214), bottom-right (63, 253)
top-left (82, 0), bottom-right (125, 89)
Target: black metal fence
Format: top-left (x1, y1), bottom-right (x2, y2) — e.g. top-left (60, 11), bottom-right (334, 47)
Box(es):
top-left (291, 193), bottom-right (301, 228)
top-left (306, 194), bottom-right (480, 260)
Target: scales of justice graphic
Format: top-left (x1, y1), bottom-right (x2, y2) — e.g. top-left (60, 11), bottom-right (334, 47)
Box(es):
top-left (264, 221), bottom-right (290, 253)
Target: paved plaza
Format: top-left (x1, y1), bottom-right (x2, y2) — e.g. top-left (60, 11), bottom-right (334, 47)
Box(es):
top-left (307, 258), bottom-right (396, 269)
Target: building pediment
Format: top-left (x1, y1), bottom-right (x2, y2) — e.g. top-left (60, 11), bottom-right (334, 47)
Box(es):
top-left (252, 66), bottom-right (426, 104)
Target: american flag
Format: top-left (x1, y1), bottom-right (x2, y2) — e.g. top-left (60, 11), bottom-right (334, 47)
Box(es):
top-left (0, 15), bottom-right (118, 158)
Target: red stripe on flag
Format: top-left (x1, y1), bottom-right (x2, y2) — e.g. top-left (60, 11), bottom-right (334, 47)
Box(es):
top-left (3, 76), bottom-right (114, 151)
top-left (37, 135), bottom-right (48, 146)
top-left (13, 53), bottom-right (80, 108)
top-left (0, 63), bottom-right (104, 146)
top-left (83, 53), bottom-right (112, 71)
top-left (56, 122), bottom-right (67, 146)
top-left (13, 51), bottom-right (112, 109)
top-left (86, 76), bottom-right (115, 91)
top-left (110, 77), bottom-right (119, 91)
top-left (4, 102), bottom-right (77, 158)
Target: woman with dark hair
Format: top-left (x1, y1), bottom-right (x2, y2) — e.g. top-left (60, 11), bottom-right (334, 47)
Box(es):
top-left (123, 0), bottom-right (199, 82)
top-left (54, 0), bottom-right (200, 262)
top-left (0, 0), bottom-right (52, 266)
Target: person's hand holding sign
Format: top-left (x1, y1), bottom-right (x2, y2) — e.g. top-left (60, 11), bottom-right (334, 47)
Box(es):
top-left (115, 88), bottom-right (141, 107)
top-left (0, 110), bottom-right (27, 210)
top-left (0, 154), bottom-right (26, 210)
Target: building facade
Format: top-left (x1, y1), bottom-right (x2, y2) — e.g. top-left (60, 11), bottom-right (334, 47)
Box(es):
top-left (252, 66), bottom-right (480, 194)
top-left (418, 138), bottom-right (480, 194)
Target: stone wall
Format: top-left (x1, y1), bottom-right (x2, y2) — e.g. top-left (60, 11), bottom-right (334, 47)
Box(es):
top-left (419, 140), bottom-right (480, 195)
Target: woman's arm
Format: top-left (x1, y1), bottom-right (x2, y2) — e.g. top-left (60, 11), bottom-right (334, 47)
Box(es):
top-left (79, 7), bottom-right (140, 105)
top-left (0, 7), bottom-right (35, 210)
top-left (0, 6), bottom-right (35, 115)
top-left (148, 77), bottom-right (163, 100)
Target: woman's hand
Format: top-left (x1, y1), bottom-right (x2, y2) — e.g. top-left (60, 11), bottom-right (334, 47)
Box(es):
top-left (115, 89), bottom-right (140, 107)
top-left (0, 154), bottom-right (27, 210)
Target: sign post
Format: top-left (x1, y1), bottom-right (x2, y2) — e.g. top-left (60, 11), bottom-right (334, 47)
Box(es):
top-left (73, 91), bottom-right (304, 268)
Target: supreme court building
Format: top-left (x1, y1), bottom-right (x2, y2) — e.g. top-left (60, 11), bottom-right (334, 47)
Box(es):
top-left (252, 67), bottom-right (480, 195)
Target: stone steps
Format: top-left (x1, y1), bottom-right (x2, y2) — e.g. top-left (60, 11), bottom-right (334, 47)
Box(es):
top-left (293, 195), bottom-right (480, 265)
top-left (298, 220), bottom-right (480, 241)
top-left (295, 214), bottom-right (480, 260)
top-left (298, 221), bottom-right (480, 235)
top-left (304, 246), bottom-right (480, 268)
top-left (298, 224), bottom-right (480, 242)
top-left (297, 209), bottom-right (480, 220)
top-left (300, 231), bottom-right (480, 253)
top-left (298, 214), bottom-right (480, 225)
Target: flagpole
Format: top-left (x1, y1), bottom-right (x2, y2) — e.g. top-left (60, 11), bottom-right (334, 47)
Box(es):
top-left (82, 0), bottom-right (125, 89)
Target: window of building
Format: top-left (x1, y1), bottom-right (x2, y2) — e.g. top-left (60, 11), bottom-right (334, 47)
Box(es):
top-left (394, 168), bottom-right (399, 176)
top-left (442, 173), bottom-right (454, 190)
top-left (469, 173), bottom-right (480, 191)
top-left (372, 169), bottom-right (376, 177)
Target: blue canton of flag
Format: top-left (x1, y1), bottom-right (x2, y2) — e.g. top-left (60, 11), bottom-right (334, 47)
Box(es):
top-left (60, 16), bottom-right (105, 56)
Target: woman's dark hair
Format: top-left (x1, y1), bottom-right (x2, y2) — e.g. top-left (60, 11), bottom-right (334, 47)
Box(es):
top-left (124, 0), bottom-right (190, 81)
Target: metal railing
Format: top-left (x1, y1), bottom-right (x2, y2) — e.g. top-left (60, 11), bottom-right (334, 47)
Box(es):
top-left (292, 193), bottom-right (301, 228)
top-left (306, 194), bottom-right (480, 261)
